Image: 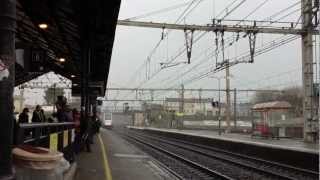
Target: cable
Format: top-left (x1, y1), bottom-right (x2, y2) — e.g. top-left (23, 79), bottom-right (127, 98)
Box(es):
top-left (180, 36), bottom-right (299, 87)
top-left (219, 0), bottom-right (247, 20)
top-left (163, 34), bottom-right (298, 91)
top-left (162, 0), bottom-right (250, 84)
top-left (158, 36), bottom-right (297, 98)
top-left (178, 0), bottom-right (205, 21)
top-left (123, 0), bottom-right (201, 91)
top-left (215, 0), bottom-right (240, 18)
top-left (234, 67), bottom-right (301, 88)
top-left (273, 8), bottom-right (300, 23)
top-left (118, 1), bottom-right (301, 100)
top-left (266, 1), bottom-right (300, 20)
top-left (147, 0), bottom-right (199, 59)
top-left (174, 0), bottom-right (199, 24)
top-left (149, 0), bottom-right (246, 84)
top-left (124, 2), bottom-right (191, 21)
top-left (240, 0), bottom-right (270, 22)
top-left (157, 0), bottom-right (271, 88)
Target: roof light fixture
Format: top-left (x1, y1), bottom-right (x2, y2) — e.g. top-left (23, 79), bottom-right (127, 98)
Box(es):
top-left (58, 58), bottom-right (66, 62)
top-left (38, 23), bottom-right (48, 29)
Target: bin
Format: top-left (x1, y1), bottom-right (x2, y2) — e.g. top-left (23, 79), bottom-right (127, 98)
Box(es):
top-left (13, 145), bottom-right (70, 180)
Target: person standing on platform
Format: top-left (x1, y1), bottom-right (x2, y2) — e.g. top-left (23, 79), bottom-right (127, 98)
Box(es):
top-left (84, 117), bottom-right (93, 152)
top-left (54, 96), bottom-right (73, 122)
top-left (18, 108), bottom-right (29, 124)
top-left (72, 108), bottom-right (81, 154)
top-left (31, 105), bottom-right (45, 123)
top-left (18, 108), bottom-right (30, 137)
top-left (40, 108), bottom-right (46, 122)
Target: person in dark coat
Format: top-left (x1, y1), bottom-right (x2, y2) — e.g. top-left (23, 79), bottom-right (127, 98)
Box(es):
top-left (32, 105), bottom-right (45, 123)
top-left (18, 108), bottom-right (30, 137)
top-left (40, 109), bottom-right (46, 122)
top-left (55, 103), bottom-right (67, 122)
top-left (83, 117), bottom-right (93, 152)
top-left (18, 108), bottom-right (29, 124)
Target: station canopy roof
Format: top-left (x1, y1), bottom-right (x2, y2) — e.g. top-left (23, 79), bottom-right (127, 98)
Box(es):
top-left (15, 0), bottom-right (121, 96)
top-left (252, 101), bottom-right (292, 111)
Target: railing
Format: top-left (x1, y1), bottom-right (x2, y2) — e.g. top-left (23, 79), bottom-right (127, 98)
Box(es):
top-left (16, 122), bottom-right (75, 161)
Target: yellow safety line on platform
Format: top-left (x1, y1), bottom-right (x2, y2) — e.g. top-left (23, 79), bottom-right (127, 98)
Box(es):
top-left (98, 134), bottom-right (113, 180)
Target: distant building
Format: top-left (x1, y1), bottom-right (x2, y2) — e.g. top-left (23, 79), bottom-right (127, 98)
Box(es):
top-left (69, 97), bottom-right (81, 109)
top-left (164, 98), bottom-right (226, 116)
top-left (236, 103), bottom-right (253, 117)
top-left (142, 103), bottom-right (163, 111)
top-left (14, 95), bottom-right (25, 113)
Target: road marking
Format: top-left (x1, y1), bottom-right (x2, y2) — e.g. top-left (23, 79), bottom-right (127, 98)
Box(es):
top-left (98, 134), bottom-right (113, 180)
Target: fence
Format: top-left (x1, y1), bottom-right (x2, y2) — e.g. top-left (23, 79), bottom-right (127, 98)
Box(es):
top-left (16, 122), bottom-right (75, 161)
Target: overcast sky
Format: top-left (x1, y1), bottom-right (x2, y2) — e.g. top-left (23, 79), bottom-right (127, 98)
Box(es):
top-left (18, 0), bottom-right (320, 107)
top-left (106, 0), bottom-right (320, 103)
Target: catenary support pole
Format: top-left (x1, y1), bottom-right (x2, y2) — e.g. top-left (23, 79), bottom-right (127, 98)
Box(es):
top-left (225, 60), bottom-right (231, 132)
top-left (234, 88), bottom-right (237, 129)
top-left (0, 0), bottom-right (15, 178)
top-left (80, 42), bottom-right (87, 135)
top-left (218, 78), bottom-right (221, 135)
top-left (302, 0), bottom-right (317, 142)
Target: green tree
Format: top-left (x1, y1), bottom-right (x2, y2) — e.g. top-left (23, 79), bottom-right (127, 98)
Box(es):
top-left (43, 86), bottom-right (64, 105)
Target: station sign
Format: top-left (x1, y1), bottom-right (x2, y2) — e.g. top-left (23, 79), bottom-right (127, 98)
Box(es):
top-left (15, 43), bottom-right (47, 73)
top-left (30, 48), bottom-right (46, 72)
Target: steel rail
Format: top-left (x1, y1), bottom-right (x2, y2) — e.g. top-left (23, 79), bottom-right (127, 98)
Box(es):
top-left (131, 131), bottom-right (318, 180)
top-left (125, 133), bottom-right (235, 180)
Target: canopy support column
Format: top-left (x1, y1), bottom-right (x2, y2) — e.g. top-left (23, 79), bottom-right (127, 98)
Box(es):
top-left (0, 0), bottom-right (16, 179)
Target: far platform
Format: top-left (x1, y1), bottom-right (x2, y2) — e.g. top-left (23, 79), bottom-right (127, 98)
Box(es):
top-left (128, 127), bottom-right (319, 154)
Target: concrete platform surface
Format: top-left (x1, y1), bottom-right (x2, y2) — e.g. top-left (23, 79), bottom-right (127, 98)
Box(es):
top-left (75, 128), bottom-right (170, 180)
top-left (129, 127), bottom-right (319, 154)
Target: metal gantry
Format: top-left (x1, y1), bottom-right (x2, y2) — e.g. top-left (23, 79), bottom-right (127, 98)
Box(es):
top-left (117, 19), bottom-right (318, 35)
top-left (117, 0), bottom-right (320, 141)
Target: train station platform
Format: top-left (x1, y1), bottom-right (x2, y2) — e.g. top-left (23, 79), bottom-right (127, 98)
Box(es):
top-left (128, 127), bottom-right (319, 154)
top-left (75, 128), bottom-right (172, 180)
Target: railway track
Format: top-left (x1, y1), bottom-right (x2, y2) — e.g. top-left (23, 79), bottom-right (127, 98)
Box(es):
top-left (123, 133), bottom-right (235, 180)
top-left (123, 130), bottom-right (319, 180)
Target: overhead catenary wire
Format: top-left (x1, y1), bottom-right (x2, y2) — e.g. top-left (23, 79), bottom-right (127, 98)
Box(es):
top-left (124, 0), bottom-right (201, 83)
top-left (161, 1), bottom-right (302, 89)
top-left (150, 1), bottom-right (275, 98)
top-left (115, 0), bottom-right (202, 100)
top-left (215, 0), bottom-right (241, 18)
top-left (273, 8), bottom-right (301, 23)
top-left (147, 0), bottom-right (200, 61)
top-left (159, 0), bottom-right (251, 83)
top-left (114, 0), bottom-right (304, 100)
top-left (120, 2), bottom-right (211, 95)
top-left (155, 0), bottom-right (277, 88)
top-left (233, 67), bottom-right (301, 88)
top-left (239, 0), bottom-right (270, 22)
top-left (219, 0), bottom-right (247, 20)
top-left (148, 0), bottom-right (247, 76)
top-left (175, 36), bottom-right (300, 88)
top-left (163, 34), bottom-right (299, 92)
top-left (124, 2), bottom-right (192, 21)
